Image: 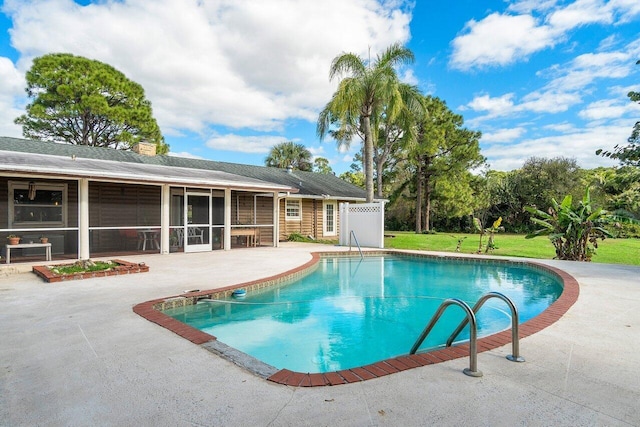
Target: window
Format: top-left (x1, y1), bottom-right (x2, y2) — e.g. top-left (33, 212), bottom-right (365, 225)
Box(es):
top-left (285, 199), bottom-right (301, 220)
top-left (9, 181), bottom-right (68, 227)
top-left (323, 201), bottom-right (336, 236)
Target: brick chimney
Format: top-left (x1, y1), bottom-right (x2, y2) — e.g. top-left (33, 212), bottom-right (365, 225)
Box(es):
top-left (132, 142), bottom-right (157, 156)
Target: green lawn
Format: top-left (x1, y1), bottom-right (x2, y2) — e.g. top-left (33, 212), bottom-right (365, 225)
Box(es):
top-left (384, 231), bottom-right (640, 266)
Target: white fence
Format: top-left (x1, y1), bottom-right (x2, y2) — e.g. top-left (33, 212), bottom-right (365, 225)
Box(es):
top-left (339, 201), bottom-right (385, 249)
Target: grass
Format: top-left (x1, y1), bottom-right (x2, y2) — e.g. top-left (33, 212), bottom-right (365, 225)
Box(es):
top-left (384, 231), bottom-right (640, 266)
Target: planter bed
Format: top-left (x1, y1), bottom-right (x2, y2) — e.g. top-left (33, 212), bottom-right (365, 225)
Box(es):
top-left (33, 259), bottom-right (149, 283)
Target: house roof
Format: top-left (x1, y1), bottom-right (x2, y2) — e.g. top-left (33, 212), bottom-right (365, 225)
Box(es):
top-left (0, 137), bottom-right (367, 200)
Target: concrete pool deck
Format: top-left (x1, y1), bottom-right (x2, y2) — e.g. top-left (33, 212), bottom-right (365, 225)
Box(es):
top-left (1, 243), bottom-right (638, 426)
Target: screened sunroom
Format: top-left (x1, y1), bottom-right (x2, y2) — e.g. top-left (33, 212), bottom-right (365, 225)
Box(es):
top-left (1, 150), bottom-right (294, 264)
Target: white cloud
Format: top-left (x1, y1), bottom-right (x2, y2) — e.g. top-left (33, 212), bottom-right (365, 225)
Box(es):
top-left (579, 98), bottom-right (640, 120)
top-left (481, 127), bottom-right (526, 143)
top-left (545, 51), bottom-right (634, 91)
top-left (608, 0), bottom-right (640, 23)
top-left (450, 13), bottom-right (557, 70)
top-left (519, 90), bottom-right (581, 113)
top-left (464, 93), bottom-right (515, 116)
top-left (464, 38), bottom-right (638, 123)
top-left (0, 56), bottom-right (25, 137)
top-left (400, 68), bottom-right (418, 85)
top-left (465, 90), bottom-right (580, 120)
top-left (450, 0), bottom-right (640, 71)
top-left (167, 151), bottom-right (205, 160)
top-left (507, 0), bottom-right (559, 14)
top-left (307, 146), bottom-right (325, 157)
top-left (483, 123), bottom-right (630, 171)
top-left (1, 0), bottom-right (412, 137)
top-left (205, 134), bottom-right (289, 154)
top-left (543, 122), bottom-right (578, 133)
top-left (546, 0), bottom-right (613, 31)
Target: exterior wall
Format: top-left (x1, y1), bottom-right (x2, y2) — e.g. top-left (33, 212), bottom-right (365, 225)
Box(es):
top-left (278, 198), bottom-right (345, 241)
top-left (279, 198), bottom-right (315, 240)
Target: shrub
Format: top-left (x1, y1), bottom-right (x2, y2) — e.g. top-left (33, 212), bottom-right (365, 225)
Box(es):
top-left (525, 188), bottom-right (612, 261)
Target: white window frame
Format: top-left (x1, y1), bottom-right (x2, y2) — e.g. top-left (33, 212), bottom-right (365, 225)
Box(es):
top-left (8, 181), bottom-right (68, 228)
top-left (323, 200), bottom-right (337, 236)
top-left (285, 199), bottom-right (301, 221)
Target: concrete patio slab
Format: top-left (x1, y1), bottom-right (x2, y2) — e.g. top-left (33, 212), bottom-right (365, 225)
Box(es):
top-left (1, 243), bottom-right (638, 426)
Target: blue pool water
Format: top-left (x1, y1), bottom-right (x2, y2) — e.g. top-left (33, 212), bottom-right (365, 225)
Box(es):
top-left (164, 255), bottom-right (563, 373)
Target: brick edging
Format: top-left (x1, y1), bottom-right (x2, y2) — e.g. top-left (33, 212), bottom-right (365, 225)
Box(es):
top-left (33, 259), bottom-right (149, 283)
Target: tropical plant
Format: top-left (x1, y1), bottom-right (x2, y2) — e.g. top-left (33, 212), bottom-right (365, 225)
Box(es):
top-left (524, 188), bottom-right (612, 261)
top-left (317, 43), bottom-right (419, 202)
top-left (15, 53), bottom-right (167, 153)
top-left (264, 141), bottom-right (312, 171)
top-left (473, 216), bottom-right (503, 253)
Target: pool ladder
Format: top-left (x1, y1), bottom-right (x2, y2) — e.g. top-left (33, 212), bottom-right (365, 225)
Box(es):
top-left (409, 291), bottom-right (525, 377)
top-left (348, 230), bottom-right (364, 259)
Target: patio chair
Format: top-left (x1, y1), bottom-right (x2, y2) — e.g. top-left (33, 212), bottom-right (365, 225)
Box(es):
top-left (188, 227), bottom-right (204, 244)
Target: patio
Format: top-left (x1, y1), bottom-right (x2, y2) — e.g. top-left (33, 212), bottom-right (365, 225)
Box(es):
top-left (0, 243), bottom-right (638, 426)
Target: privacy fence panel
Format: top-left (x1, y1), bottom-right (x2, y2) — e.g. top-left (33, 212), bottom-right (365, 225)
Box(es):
top-left (339, 202), bottom-right (385, 249)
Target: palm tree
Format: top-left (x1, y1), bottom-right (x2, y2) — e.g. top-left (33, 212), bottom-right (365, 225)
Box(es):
top-left (317, 43), bottom-right (418, 202)
top-left (264, 141), bottom-right (313, 171)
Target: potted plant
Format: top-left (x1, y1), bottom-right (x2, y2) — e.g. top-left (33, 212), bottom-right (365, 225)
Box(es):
top-left (40, 236), bottom-right (49, 244)
top-left (7, 235), bottom-right (20, 245)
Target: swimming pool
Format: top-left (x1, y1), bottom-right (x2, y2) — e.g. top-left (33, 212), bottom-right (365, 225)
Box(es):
top-left (163, 254), bottom-right (564, 374)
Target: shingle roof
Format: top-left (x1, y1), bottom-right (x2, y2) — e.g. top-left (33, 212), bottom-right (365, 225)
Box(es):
top-left (0, 137), bottom-right (367, 199)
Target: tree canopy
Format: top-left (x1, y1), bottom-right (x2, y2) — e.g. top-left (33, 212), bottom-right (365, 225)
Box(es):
top-left (15, 53), bottom-right (167, 153)
top-left (409, 96), bottom-right (485, 232)
top-left (597, 59), bottom-right (639, 166)
top-left (264, 141), bottom-right (312, 171)
top-left (313, 157), bottom-right (334, 174)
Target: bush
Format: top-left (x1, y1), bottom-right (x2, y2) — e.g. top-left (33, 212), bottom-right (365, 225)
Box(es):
top-left (287, 232), bottom-right (307, 242)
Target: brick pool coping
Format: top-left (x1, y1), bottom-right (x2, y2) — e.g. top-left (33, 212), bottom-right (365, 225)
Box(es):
top-left (133, 251), bottom-right (579, 387)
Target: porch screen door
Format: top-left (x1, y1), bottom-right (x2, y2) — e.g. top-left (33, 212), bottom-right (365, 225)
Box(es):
top-left (184, 192), bottom-right (211, 252)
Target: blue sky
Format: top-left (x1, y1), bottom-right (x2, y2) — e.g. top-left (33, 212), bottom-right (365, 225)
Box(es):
top-left (0, 0), bottom-right (638, 174)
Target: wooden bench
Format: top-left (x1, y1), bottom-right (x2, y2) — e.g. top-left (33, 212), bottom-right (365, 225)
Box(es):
top-left (5, 243), bottom-right (52, 264)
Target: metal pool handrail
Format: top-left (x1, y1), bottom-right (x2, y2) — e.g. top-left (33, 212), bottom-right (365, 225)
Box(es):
top-left (410, 298), bottom-right (482, 377)
top-left (446, 291), bottom-right (525, 363)
top-left (349, 230), bottom-right (364, 259)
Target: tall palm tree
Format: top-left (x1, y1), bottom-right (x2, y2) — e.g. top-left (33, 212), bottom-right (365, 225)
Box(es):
top-left (264, 141), bottom-right (313, 171)
top-left (317, 43), bottom-right (418, 202)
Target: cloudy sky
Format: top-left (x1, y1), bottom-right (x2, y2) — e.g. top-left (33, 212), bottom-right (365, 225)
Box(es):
top-left (1, 0), bottom-right (639, 173)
